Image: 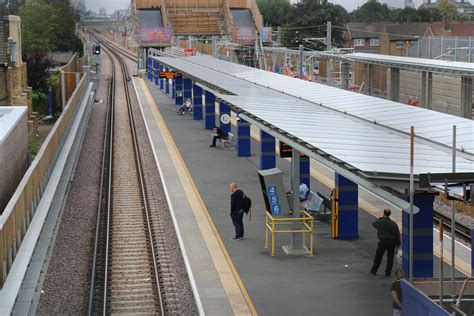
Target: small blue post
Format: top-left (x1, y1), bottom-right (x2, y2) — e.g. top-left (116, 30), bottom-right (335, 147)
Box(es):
top-left (193, 84), bottom-right (203, 120)
top-left (47, 85), bottom-right (53, 116)
top-left (159, 64), bottom-right (164, 90)
top-left (184, 78), bottom-right (192, 102)
top-left (172, 77), bottom-right (176, 99)
top-left (154, 61), bottom-right (159, 85)
top-left (402, 193), bottom-right (434, 278)
top-left (300, 154), bottom-right (310, 189)
top-left (175, 76), bottom-right (183, 105)
top-left (260, 131), bottom-right (275, 170)
top-left (335, 173), bottom-right (358, 240)
top-left (204, 91), bottom-right (215, 130)
top-left (165, 67), bottom-right (170, 94)
top-left (219, 100), bottom-right (231, 134)
top-left (237, 117), bottom-right (251, 157)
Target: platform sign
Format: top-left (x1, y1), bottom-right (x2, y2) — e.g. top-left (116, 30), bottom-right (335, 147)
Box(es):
top-left (279, 141), bottom-right (292, 158)
top-left (267, 186), bottom-right (282, 215)
top-left (258, 168), bottom-right (290, 217)
top-left (159, 71), bottom-right (182, 79)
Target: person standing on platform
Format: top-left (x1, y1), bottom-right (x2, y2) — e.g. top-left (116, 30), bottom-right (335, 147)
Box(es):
top-left (391, 269), bottom-right (404, 315)
top-left (230, 182), bottom-right (245, 240)
top-left (370, 209), bottom-right (401, 277)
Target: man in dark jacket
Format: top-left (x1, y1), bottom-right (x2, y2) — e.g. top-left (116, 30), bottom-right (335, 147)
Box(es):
top-left (230, 182), bottom-right (245, 240)
top-left (210, 126), bottom-right (228, 147)
top-left (370, 209), bottom-right (401, 277)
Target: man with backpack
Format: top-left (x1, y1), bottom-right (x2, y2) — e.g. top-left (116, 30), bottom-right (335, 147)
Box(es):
top-left (230, 182), bottom-right (251, 240)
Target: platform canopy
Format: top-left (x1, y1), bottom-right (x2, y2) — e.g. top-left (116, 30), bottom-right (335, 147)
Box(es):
top-left (152, 54), bottom-right (474, 212)
top-left (325, 52), bottom-right (474, 76)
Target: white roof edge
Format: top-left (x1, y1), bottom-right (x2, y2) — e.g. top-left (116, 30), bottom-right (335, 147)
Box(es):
top-left (0, 106), bottom-right (28, 145)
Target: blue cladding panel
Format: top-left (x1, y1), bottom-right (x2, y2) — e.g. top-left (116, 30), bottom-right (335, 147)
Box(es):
top-left (184, 78), bottom-right (192, 101)
top-left (165, 67), bottom-right (170, 94)
top-left (147, 58), bottom-right (152, 80)
top-left (175, 76), bottom-right (183, 105)
top-left (193, 84), bottom-right (203, 120)
top-left (154, 61), bottom-right (159, 85)
top-left (335, 174), bottom-right (358, 240)
top-left (205, 91), bottom-right (215, 130)
top-left (300, 155), bottom-right (310, 189)
top-left (172, 78), bottom-right (176, 99)
top-left (402, 194), bottom-right (434, 278)
top-left (159, 64), bottom-right (164, 89)
top-left (237, 118), bottom-right (251, 157)
top-left (260, 131), bottom-right (275, 170)
top-left (401, 280), bottom-right (449, 316)
top-left (219, 101), bottom-right (231, 134)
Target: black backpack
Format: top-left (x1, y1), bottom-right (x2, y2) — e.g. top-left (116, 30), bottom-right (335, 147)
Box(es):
top-left (243, 193), bottom-right (252, 221)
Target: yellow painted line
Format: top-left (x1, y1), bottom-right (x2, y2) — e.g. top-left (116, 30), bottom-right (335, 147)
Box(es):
top-left (139, 79), bottom-right (257, 316)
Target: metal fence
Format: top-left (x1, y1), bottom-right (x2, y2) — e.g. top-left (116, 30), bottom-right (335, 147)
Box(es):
top-left (0, 70), bottom-right (89, 288)
top-left (408, 36), bottom-right (474, 62)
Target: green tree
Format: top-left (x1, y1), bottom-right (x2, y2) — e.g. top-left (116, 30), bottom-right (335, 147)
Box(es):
top-left (394, 7), bottom-right (419, 22)
top-left (43, 0), bottom-right (83, 53)
top-left (437, 0), bottom-right (459, 20)
top-left (19, 1), bottom-right (58, 52)
top-left (416, 7), bottom-right (443, 22)
top-left (350, 0), bottom-right (392, 22)
top-left (281, 0), bottom-right (348, 48)
top-left (257, 0), bottom-right (292, 27)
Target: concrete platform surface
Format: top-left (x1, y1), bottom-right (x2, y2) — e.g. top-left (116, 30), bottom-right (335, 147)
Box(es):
top-left (136, 77), bottom-right (408, 315)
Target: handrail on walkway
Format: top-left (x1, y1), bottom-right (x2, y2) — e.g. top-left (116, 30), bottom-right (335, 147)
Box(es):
top-left (0, 70), bottom-right (89, 288)
top-left (265, 211), bottom-right (314, 257)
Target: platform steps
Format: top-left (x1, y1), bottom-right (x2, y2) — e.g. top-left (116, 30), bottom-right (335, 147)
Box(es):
top-left (164, 0), bottom-right (228, 35)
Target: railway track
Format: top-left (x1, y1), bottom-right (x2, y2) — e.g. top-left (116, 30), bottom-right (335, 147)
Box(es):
top-left (88, 35), bottom-right (164, 315)
top-left (433, 210), bottom-right (471, 242)
top-left (92, 31), bottom-right (137, 62)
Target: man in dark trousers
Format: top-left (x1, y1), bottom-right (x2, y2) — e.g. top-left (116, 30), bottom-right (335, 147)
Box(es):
top-left (210, 125), bottom-right (228, 147)
top-left (370, 209), bottom-right (401, 277)
top-left (230, 182), bottom-right (244, 240)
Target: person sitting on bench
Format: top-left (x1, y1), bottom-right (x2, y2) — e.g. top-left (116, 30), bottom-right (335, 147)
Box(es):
top-left (299, 182), bottom-right (309, 202)
top-left (210, 125), bottom-right (228, 147)
top-left (178, 98), bottom-right (192, 115)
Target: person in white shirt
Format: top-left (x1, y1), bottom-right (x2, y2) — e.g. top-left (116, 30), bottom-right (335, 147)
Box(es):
top-left (299, 182), bottom-right (309, 201)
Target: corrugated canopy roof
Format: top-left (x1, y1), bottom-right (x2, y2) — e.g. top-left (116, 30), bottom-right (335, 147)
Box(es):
top-left (152, 55), bottom-right (473, 178)
top-left (338, 52), bottom-right (474, 76)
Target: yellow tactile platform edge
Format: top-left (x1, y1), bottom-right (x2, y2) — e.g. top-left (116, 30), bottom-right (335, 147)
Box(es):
top-left (139, 78), bottom-right (257, 316)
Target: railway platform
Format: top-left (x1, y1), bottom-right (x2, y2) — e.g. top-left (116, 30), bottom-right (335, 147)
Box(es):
top-left (134, 77), bottom-right (407, 315)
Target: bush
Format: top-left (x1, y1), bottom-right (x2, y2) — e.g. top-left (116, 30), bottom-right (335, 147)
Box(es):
top-left (32, 91), bottom-right (48, 116)
top-left (28, 132), bottom-right (40, 160)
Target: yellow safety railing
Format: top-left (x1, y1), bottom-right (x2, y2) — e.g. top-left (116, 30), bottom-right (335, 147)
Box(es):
top-left (265, 211), bottom-right (314, 257)
top-left (0, 73), bottom-right (89, 288)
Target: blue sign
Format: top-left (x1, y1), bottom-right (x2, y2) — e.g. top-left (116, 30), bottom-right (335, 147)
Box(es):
top-left (267, 186), bottom-right (281, 215)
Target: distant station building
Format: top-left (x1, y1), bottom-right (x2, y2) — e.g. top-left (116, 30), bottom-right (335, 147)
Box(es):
top-left (0, 106), bottom-right (28, 214)
top-left (132, 0), bottom-right (270, 68)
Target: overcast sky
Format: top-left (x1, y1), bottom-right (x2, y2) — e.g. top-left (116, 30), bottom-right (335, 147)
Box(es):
top-left (85, 0), bottom-right (423, 14)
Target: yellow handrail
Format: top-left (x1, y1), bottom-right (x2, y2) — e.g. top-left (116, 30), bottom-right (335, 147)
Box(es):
top-left (265, 211), bottom-right (314, 257)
